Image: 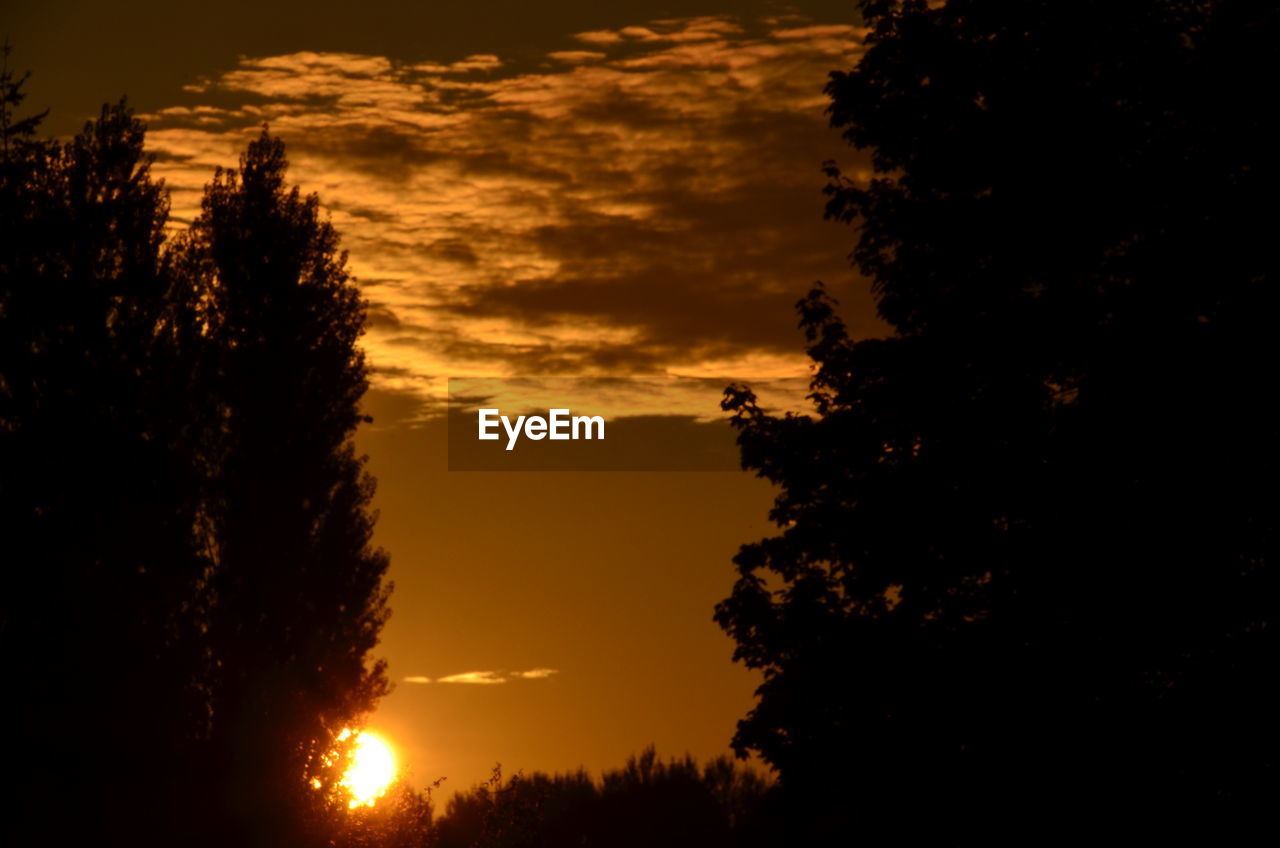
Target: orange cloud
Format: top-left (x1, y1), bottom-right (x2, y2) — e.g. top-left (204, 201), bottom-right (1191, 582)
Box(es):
top-left (412, 669), bottom-right (561, 684)
top-left (437, 671), bottom-right (506, 685)
top-left (143, 15), bottom-right (873, 418)
top-left (511, 668), bottom-right (559, 680)
top-left (546, 51), bottom-right (607, 64)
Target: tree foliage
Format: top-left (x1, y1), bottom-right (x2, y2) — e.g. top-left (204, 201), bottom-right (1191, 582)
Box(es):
top-left (180, 128), bottom-right (392, 847)
top-left (1, 61), bottom-right (390, 847)
top-left (718, 1), bottom-right (1278, 842)
top-left (432, 750), bottom-right (776, 848)
top-left (1, 83), bottom-right (209, 845)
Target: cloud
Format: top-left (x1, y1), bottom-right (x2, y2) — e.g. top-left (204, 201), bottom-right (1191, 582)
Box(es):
top-left (546, 51), bottom-right (607, 65)
top-left (573, 29), bottom-right (624, 45)
top-left (511, 668), bottom-right (559, 679)
top-left (402, 668), bottom-right (560, 684)
top-left (143, 14), bottom-right (877, 416)
top-left (410, 54), bottom-right (503, 75)
top-left (770, 24), bottom-right (861, 41)
top-left (437, 670), bottom-right (507, 685)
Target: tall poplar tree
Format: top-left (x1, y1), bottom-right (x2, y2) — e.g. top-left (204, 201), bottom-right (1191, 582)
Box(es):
top-left (180, 129), bottom-right (392, 846)
top-left (3, 57), bottom-right (392, 844)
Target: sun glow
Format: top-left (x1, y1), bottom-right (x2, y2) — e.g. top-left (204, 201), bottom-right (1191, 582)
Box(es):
top-left (338, 729), bottom-right (397, 808)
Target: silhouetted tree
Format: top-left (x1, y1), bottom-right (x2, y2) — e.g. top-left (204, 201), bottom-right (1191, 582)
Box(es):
top-left (177, 128), bottom-right (391, 847)
top-left (718, 1), bottom-right (1278, 843)
top-left (333, 779), bottom-right (437, 848)
top-left (433, 750), bottom-right (775, 848)
top-left (0, 43), bottom-right (46, 155)
top-left (1, 66), bottom-right (211, 845)
top-left (2, 61), bottom-right (391, 846)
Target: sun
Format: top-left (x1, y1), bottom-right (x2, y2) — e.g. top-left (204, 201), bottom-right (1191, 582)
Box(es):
top-left (338, 729), bottom-right (397, 808)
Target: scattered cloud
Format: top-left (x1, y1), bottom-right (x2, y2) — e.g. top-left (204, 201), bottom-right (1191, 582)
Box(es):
top-left (572, 29), bottom-right (624, 45)
top-left (410, 54), bottom-right (503, 75)
top-left (546, 51), bottom-right (607, 65)
top-left (511, 668), bottom-right (559, 679)
top-left (402, 668), bottom-right (560, 685)
top-left (770, 24), bottom-right (861, 41)
top-left (143, 15), bottom-right (877, 418)
top-left (437, 671), bottom-right (507, 685)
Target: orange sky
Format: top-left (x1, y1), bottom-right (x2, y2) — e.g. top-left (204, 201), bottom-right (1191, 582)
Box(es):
top-left (9, 1), bottom-right (883, 798)
top-left (357, 411), bottom-right (780, 794)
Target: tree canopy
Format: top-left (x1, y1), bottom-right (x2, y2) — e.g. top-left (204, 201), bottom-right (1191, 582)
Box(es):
top-left (1, 62), bottom-right (390, 847)
top-left (186, 128), bottom-right (392, 847)
top-left (718, 1), bottom-right (1278, 842)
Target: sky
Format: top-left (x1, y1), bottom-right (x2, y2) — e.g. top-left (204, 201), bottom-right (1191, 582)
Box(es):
top-left (7, 1), bottom-right (882, 797)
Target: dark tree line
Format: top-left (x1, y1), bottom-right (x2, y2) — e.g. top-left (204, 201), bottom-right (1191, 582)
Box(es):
top-left (428, 750), bottom-right (776, 848)
top-left (0, 56), bottom-right (389, 848)
top-left (719, 1), bottom-right (1277, 844)
top-left (322, 748), bottom-right (776, 848)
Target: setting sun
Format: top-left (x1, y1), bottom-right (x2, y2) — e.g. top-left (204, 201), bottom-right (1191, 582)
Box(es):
top-left (339, 730), bottom-right (397, 808)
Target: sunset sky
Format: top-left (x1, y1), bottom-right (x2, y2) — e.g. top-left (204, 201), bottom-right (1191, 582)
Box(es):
top-left (8, 1), bottom-right (882, 796)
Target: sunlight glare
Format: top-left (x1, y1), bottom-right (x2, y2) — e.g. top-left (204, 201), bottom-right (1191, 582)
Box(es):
top-left (340, 729), bottom-right (396, 808)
